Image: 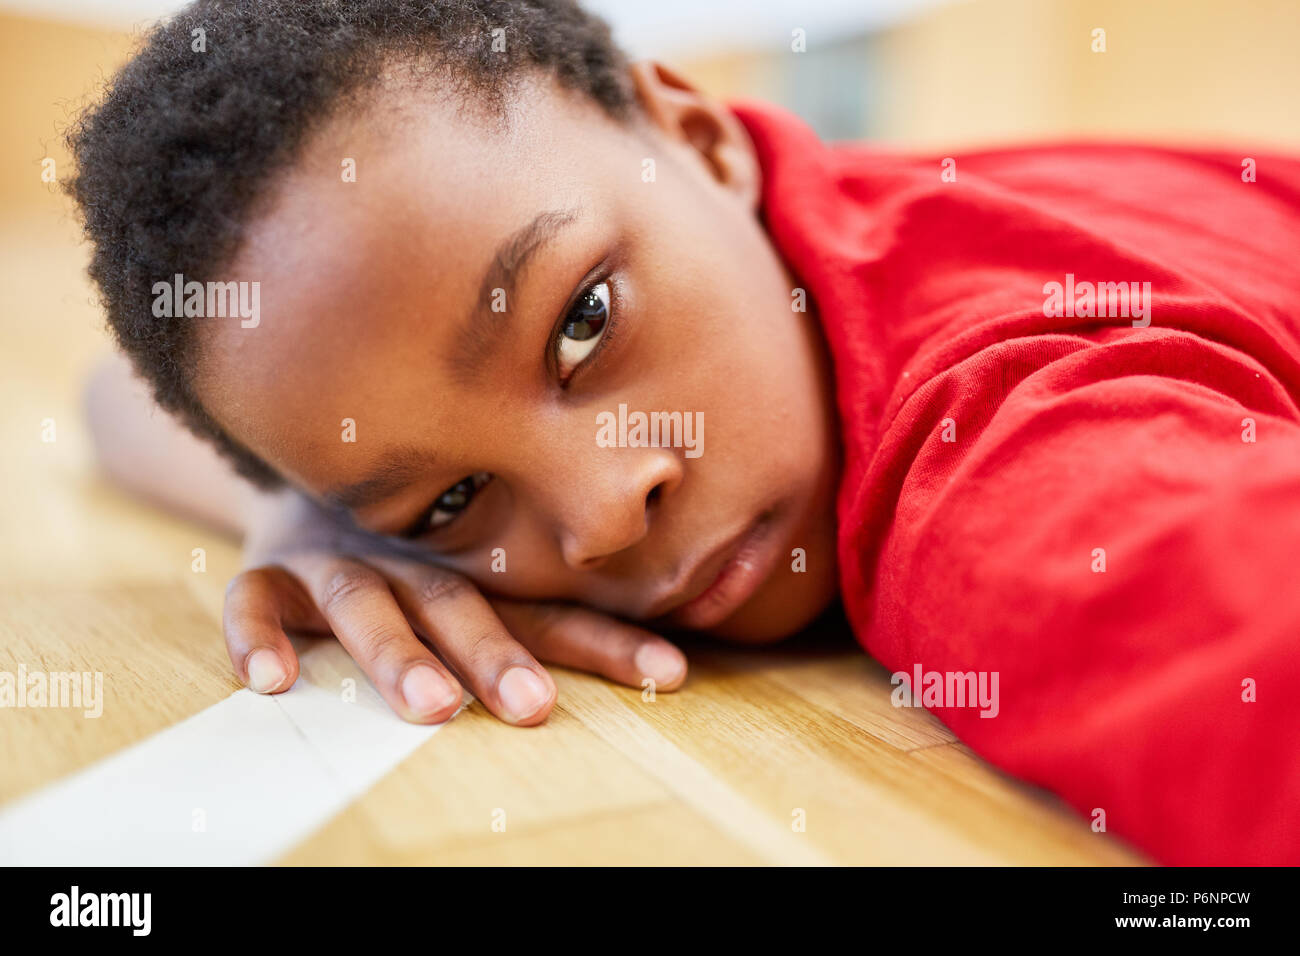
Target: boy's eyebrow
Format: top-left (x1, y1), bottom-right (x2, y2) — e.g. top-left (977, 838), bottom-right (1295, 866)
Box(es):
top-left (329, 211), bottom-right (582, 513)
top-left (451, 207), bottom-right (580, 378)
top-left (324, 446), bottom-right (430, 511)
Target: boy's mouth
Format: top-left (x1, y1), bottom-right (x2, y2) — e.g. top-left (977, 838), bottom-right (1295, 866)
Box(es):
top-left (645, 510), bottom-right (782, 631)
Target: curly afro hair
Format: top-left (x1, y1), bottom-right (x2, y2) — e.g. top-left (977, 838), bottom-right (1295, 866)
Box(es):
top-left (66, 0), bottom-right (636, 488)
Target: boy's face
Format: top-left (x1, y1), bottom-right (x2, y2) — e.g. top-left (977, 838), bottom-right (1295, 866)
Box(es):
top-left (196, 64), bottom-right (841, 642)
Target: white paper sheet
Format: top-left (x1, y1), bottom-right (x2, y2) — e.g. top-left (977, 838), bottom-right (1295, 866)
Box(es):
top-left (0, 641), bottom-right (464, 865)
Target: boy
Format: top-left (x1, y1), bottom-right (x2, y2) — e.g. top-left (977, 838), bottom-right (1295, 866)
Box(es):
top-left (74, 0), bottom-right (1300, 865)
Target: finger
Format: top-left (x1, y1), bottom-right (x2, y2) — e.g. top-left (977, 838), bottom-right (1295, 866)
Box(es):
top-left (370, 559), bottom-right (557, 727)
top-left (493, 601), bottom-right (688, 692)
top-left (223, 566), bottom-right (308, 696)
top-left (290, 558), bottom-right (464, 725)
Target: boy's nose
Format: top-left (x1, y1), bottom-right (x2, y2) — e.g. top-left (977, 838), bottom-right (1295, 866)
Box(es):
top-left (557, 449), bottom-right (681, 570)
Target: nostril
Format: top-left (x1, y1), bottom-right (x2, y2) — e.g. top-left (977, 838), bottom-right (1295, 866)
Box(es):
top-left (646, 483), bottom-right (664, 508)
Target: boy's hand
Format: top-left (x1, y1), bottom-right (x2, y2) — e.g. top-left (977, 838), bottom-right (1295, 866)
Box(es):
top-left (223, 489), bottom-right (687, 726)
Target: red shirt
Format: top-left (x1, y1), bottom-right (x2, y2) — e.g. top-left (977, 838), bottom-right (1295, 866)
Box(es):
top-left (732, 100), bottom-right (1300, 865)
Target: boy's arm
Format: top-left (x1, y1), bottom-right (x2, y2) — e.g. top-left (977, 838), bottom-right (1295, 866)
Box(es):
top-left (846, 331), bottom-right (1300, 864)
top-left (83, 354), bottom-right (689, 725)
top-left (84, 352), bottom-right (257, 538)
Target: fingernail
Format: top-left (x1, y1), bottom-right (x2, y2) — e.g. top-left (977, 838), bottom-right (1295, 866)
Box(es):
top-left (635, 643), bottom-right (686, 685)
top-left (246, 648), bottom-right (287, 693)
top-left (497, 667), bottom-right (550, 723)
top-left (402, 664), bottom-right (460, 718)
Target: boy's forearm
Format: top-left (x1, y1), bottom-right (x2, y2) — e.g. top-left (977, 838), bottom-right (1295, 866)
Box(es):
top-left (83, 352), bottom-right (264, 539)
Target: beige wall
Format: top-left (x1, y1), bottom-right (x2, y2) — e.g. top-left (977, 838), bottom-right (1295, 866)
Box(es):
top-left (0, 12), bottom-right (136, 218)
top-left (871, 0), bottom-right (1300, 149)
top-left (678, 0), bottom-right (1300, 150)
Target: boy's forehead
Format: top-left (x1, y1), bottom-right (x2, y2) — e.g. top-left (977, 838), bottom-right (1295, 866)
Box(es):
top-left (231, 75), bottom-right (621, 266)
top-left (221, 83), bottom-right (575, 294)
top-left (194, 82), bottom-right (617, 482)
top-left (306, 70), bottom-right (619, 175)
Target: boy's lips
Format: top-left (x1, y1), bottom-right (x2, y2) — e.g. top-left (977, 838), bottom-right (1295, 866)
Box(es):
top-left (644, 512), bottom-right (780, 631)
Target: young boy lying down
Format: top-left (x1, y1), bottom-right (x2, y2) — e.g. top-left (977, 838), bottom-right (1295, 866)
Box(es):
top-left (72, 0), bottom-right (1300, 865)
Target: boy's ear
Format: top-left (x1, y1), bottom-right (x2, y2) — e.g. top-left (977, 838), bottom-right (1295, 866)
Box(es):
top-left (628, 60), bottom-right (761, 211)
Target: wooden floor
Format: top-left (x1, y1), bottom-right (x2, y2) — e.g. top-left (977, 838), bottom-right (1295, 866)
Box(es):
top-left (0, 215), bottom-right (1142, 865)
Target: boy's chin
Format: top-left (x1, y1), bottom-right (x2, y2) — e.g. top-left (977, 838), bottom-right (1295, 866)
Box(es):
top-left (703, 574), bottom-right (840, 645)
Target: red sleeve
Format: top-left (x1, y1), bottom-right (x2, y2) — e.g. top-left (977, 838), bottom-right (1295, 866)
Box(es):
top-left (844, 327), bottom-right (1300, 864)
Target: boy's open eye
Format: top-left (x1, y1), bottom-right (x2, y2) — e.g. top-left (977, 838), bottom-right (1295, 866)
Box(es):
top-left (421, 471), bottom-right (492, 532)
top-left (554, 280), bottom-right (611, 381)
